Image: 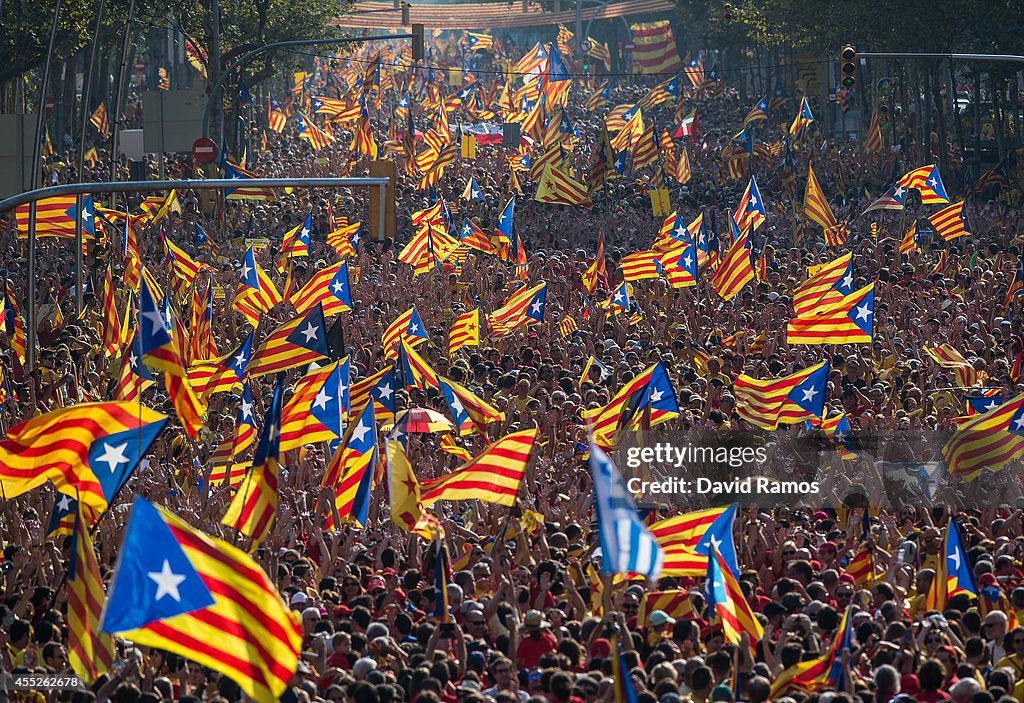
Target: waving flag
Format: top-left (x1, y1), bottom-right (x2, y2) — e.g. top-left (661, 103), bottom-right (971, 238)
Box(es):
top-left (493, 196), bottom-right (515, 259)
top-left (621, 251), bottom-right (661, 281)
top-left (710, 230), bottom-right (755, 301)
top-left (590, 437), bottom-right (663, 580)
top-left (388, 439), bottom-right (424, 533)
top-left (584, 362), bottom-right (679, 446)
top-left (924, 344), bottom-right (979, 388)
top-left (188, 331), bottom-right (253, 398)
top-left (289, 261), bottom-right (352, 316)
top-left (421, 429), bottom-right (537, 507)
top-left (926, 518), bottom-right (977, 612)
top-left (789, 97), bottom-right (814, 136)
top-left (770, 607), bottom-right (854, 696)
top-left (382, 306), bottom-right (429, 360)
top-left (458, 219), bottom-right (495, 254)
top-left (90, 103), bottom-right (110, 136)
top-left (233, 247), bottom-right (283, 326)
top-left (279, 359), bottom-right (348, 451)
top-left (862, 183), bottom-right (907, 214)
top-left (803, 163), bottom-right (838, 233)
top-left (787, 283), bottom-right (874, 344)
top-left (267, 93), bottom-right (286, 132)
top-left (438, 376), bottom-right (503, 438)
top-left (449, 308), bottom-right (480, 356)
top-left (189, 279), bottom-right (217, 362)
top-left (793, 252), bottom-right (855, 315)
top-left (296, 111), bottom-right (335, 150)
top-left (138, 276), bottom-right (206, 437)
top-left (222, 376), bottom-right (284, 546)
top-left (68, 504), bottom-right (116, 682)
top-left (461, 177), bottom-right (484, 202)
top-left (15, 195), bottom-right (97, 238)
top-left (535, 164), bottom-right (594, 207)
top-left (706, 546), bottom-right (763, 649)
top-left (487, 282), bottom-right (547, 336)
top-left (0, 402), bottom-right (167, 511)
top-left (733, 176), bottom-right (766, 232)
top-left (733, 361), bottom-right (829, 430)
top-left (898, 164), bottom-right (949, 204)
top-left (943, 392), bottom-right (1024, 481)
top-left (246, 304), bottom-right (330, 379)
top-left (673, 108), bottom-right (698, 138)
top-left (743, 97), bottom-right (769, 127)
top-left (103, 497), bottom-right (301, 703)
top-left (323, 402), bottom-right (377, 527)
top-left (928, 200), bottom-right (971, 241)
top-left (209, 384), bottom-right (257, 477)
top-left (397, 338), bottom-right (439, 391)
top-left (655, 505), bottom-right (740, 577)
top-left (280, 213), bottom-right (312, 263)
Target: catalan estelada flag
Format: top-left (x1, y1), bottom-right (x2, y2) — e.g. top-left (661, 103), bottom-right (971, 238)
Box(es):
top-left (584, 362), bottom-right (679, 447)
top-left (449, 308), bottom-right (480, 356)
top-left (925, 518), bottom-right (977, 613)
top-left (382, 306), bottom-right (429, 360)
top-left (710, 230), bottom-right (755, 301)
top-left (487, 282), bottom-right (547, 337)
top-left (278, 359), bottom-right (348, 452)
top-left (397, 338), bottom-right (440, 391)
top-left (350, 366), bottom-right (397, 422)
top-left (296, 111), bottom-right (335, 150)
top-left (898, 164), bottom-right (949, 204)
top-left (246, 303), bottom-right (330, 379)
top-left (221, 376), bottom-right (284, 547)
top-left (103, 497), bottom-right (302, 703)
top-left (786, 283), bottom-right (874, 345)
top-left (289, 261), bottom-right (352, 316)
top-left (322, 401), bottom-right (377, 528)
top-left (928, 200), bottom-right (971, 241)
top-left (279, 213), bottom-right (312, 265)
top-left (733, 176), bottom-right (766, 232)
top-left (233, 246), bottom-right (283, 326)
top-left (47, 493), bottom-right (77, 537)
top-left (421, 429), bottom-right (537, 507)
top-left (792, 252), bottom-right (855, 316)
top-left (943, 392), bottom-right (1024, 481)
top-left (209, 385), bottom-right (256, 479)
top-left (188, 331), bottom-right (252, 399)
top-left (16, 195), bottom-right (97, 238)
top-left (637, 590), bottom-right (694, 625)
top-left (68, 503), bottom-right (115, 682)
top-left (387, 439), bottom-right (425, 535)
top-left (0, 402), bottom-right (167, 511)
top-left (733, 361), bottom-right (829, 430)
top-left (630, 20), bottom-right (681, 74)
top-left (770, 607), bottom-right (854, 697)
top-left (438, 376), bottom-right (503, 438)
top-left (789, 97), bottom-right (814, 136)
top-left (138, 276), bottom-right (206, 438)
top-left (705, 546), bottom-right (763, 651)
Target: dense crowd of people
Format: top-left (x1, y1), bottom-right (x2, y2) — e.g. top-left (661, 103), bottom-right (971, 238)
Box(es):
top-left (0, 23), bottom-right (1023, 703)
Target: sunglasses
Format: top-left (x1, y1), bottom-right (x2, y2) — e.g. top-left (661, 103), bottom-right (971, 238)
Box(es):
top-left (783, 550), bottom-right (796, 556)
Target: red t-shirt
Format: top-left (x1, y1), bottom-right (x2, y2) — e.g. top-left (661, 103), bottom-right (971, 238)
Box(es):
top-left (516, 631), bottom-right (558, 669)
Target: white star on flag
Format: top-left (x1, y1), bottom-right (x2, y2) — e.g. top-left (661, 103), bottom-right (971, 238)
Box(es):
top-left (148, 559), bottom-right (186, 602)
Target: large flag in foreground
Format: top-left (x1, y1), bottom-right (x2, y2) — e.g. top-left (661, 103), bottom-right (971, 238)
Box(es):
top-left (0, 402), bottom-right (167, 511)
top-left (102, 497), bottom-right (302, 703)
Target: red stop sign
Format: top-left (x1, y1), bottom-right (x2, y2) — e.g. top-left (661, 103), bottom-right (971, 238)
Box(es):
top-left (192, 137), bottom-right (218, 164)
top-left (134, 59), bottom-right (146, 73)
top-left (44, 96), bottom-right (55, 115)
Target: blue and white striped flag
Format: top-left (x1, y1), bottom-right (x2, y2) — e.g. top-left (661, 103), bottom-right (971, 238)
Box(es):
top-left (590, 439), bottom-right (664, 580)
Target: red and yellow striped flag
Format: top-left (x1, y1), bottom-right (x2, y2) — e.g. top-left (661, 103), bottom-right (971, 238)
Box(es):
top-left (928, 200), bottom-right (971, 241)
top-left (67, 504), bottom-right (115, 682)
top-left (221, 380), bottom-right (284, 548)
top-left (421, 429), bottom-right (537, 507)
top-left (449, 308), bottom-right (480, 356)
top-left (710, 233), bottom-right (755, 301)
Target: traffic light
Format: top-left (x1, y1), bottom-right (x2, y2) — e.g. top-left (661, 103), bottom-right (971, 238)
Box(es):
top-left (411, 23), bottom-right (424, 60)
top-left (840, 45), bottom-right (857, 89)
top-left (723, 2), bottom-right (734, 26)
top-left (401, 2), bottom-right (410, 25)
